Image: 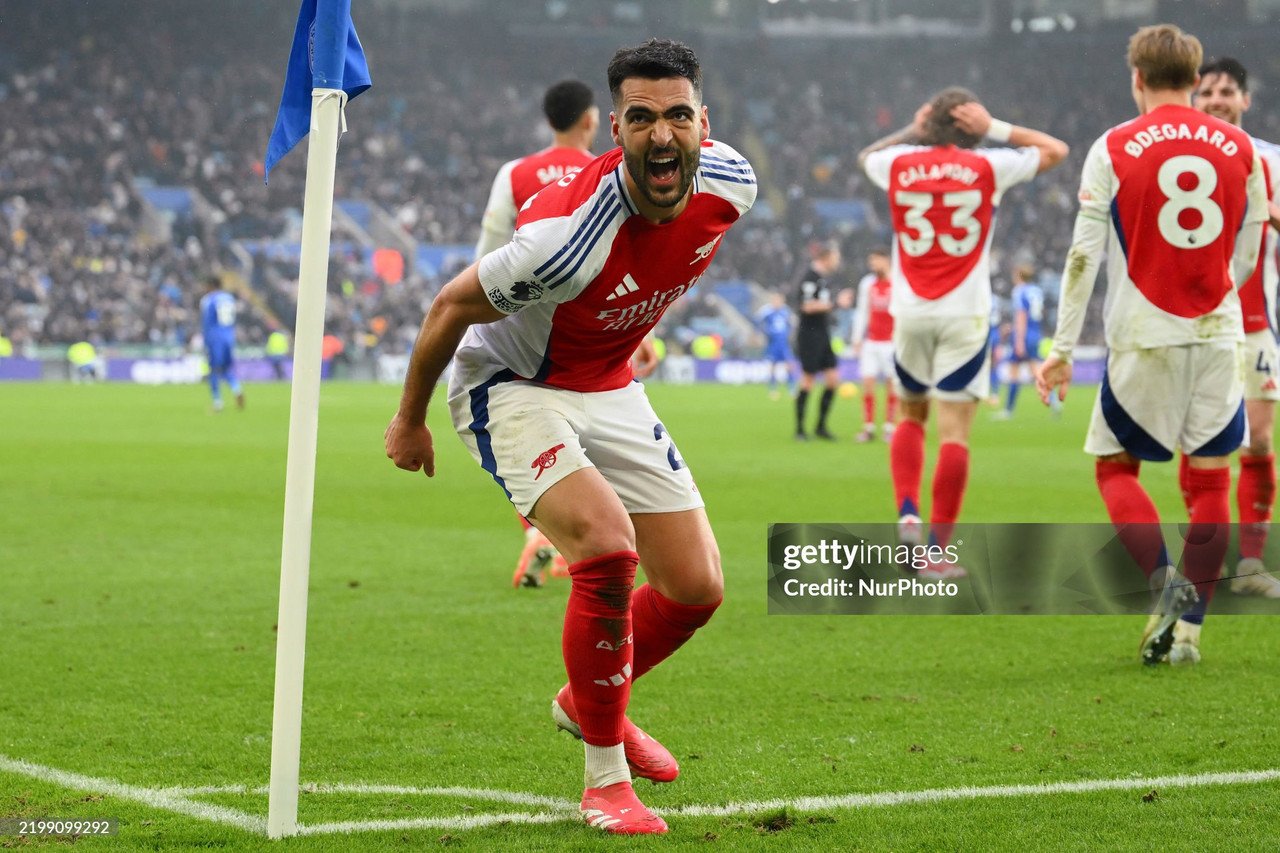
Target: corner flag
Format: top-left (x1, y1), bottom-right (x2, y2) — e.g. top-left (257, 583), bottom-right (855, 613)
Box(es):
top-left (266, 0), bottom-right (370, 839)
top-left (264, 0), bottom-right (371, 181)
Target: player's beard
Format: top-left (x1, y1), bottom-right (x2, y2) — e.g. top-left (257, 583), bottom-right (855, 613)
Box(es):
top-left (623, 142), bottom-right (700, 209)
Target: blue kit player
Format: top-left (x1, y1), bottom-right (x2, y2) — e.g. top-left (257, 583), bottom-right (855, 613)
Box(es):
top-left (999, 264), bottom-right (1043, 419)
top-left (200, 275), bottom-right (245, 412)
top-left (756, 290), bottom-right (795, 399)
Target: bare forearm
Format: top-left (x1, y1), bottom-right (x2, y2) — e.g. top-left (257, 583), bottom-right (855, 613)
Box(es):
top-left (395, 264), bottom-right (505, 423)
top-left (1007, 126), bottom-right (1069, 173)
top-left (396, 305), bottom-right (468, 424)
top-left (858, 124), bottom-right (918, 169)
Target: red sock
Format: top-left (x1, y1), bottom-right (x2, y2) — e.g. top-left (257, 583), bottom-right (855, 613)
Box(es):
top-left (886, 390), bottom-right (898, 424)
top-left (1177, 453), bottom-right (1193, 515)
top-left (929, 442), bottom-right (969, 547)
top-left (1185, 466), bottom-right (1230, 609)
top-left (630, 584), bottom-right (720, 681)
top-left (563, 551), bottom-right (638, 746)
top-left (890, 419), bottom-right (925, 515)
top-left (1238, 453), bottom-right (1276, 559)
top-left (863, 394), bottom-right (875, 426)
top-left (1095, 460), bottom-right (1166, 580)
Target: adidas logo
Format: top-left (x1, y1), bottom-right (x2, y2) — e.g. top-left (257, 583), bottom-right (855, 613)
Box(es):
top-left (605, 274), bottom-right (640, 302)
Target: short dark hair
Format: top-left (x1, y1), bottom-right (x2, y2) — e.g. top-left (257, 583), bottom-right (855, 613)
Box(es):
top-left (921, 87), bottom-right (983, 149)
top-left (869, 247), bottom-right (890, 258)
top-left (1199, 56), bottom-right (1248, 92)
top-left (607, 38), bottom-right (702, 105)
top-left (203, 275), bottom-right (221, 290)
top-left (542, 80), bottom-right (595, 132)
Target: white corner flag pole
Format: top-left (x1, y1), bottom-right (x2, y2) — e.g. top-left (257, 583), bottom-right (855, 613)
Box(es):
top-left (267, 87), bottom-right (346, 840)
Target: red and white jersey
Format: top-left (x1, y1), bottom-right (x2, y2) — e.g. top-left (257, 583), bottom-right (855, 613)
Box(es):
top-left (853, 273), bottom-right (893, 343)
top-left (1071, 104), bottom-right (1267, 350)
top-left (863, 143), bottom-right (1039, 319)
top-left (455, 140), bottom-right (755, 393)
top-left (1240, 137), bottom-right (1280, 335)
top-left (475, 146), bottom-right (596, 258)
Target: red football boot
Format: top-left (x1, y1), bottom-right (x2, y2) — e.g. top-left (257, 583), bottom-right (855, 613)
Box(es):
top-left (552, 684), bottom-right (679, 783)
top-left (580, 781), bottom-right (668, 834)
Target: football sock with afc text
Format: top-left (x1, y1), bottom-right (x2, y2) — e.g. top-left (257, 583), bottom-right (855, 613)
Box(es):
top-left (563, 551), bottom-right (638, 747)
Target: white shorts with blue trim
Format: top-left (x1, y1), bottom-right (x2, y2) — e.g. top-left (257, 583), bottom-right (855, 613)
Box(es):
top-left (859, 340), bottom-right (895, 382)
top-left (892, 315), bottom-right (990, 403)
top-left (1085, 343), bottom-right (1245, 461)
top-left (447, 377), bottom-right (704, 517)
top-left (1242, 330), bottom-right (1280, 402)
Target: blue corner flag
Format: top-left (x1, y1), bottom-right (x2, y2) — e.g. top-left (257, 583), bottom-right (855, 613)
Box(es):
top-left (265, 0), bottom-right (371, 182)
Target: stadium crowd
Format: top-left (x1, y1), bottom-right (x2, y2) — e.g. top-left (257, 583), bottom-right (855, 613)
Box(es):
top-left (3, 1), bottom-right (1279, 357)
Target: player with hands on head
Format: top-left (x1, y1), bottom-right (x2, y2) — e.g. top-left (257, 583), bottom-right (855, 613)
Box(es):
top-left (859, 86), bottom-right (1067, 574)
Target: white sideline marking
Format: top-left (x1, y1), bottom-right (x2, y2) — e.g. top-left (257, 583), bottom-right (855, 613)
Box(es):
top-left (0, 755), bottom-right (265, 834)
top-left (3, 754), bottom-right (1278, 836)
top-left (666, 768), bottom-right (1280, 817)
top-left (163, 782), bottom-right (571, 810)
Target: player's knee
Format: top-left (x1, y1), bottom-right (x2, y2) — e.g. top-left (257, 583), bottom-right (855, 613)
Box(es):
top-left (1246, 436), bottom-right (1274, 457)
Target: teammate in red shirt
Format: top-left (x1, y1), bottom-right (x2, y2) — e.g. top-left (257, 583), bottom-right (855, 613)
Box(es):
top-left (1189, 56), bottom-right (1280, 601)
top-left (852, 248), bottom-right (897, 442)
top-left (474, 80), bottom-right (599, 588)
top-left (860, 88), bottom-right (1067, 574)
top-left (387, 40), bottom-right (755, 835)
top-left (1037, 25), bottom-right (1268, 665)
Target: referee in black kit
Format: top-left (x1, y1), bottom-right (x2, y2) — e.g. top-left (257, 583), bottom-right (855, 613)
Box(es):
top-left (793, 239), bottom-right (842, 440)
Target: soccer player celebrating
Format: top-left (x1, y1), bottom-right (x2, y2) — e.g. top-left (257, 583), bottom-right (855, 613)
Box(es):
top-left (859, 88), bottom-right (1067, 572)
top-left (995, 264), bottom-right (1045, 420)
top-left (474, 80), bottom-right (600, 588)
top-left (852, 248), bottom-right (897, 442)
top-left (1191, 56), bottom-right (1280, 600)
top-left (386, 39), bottom-right (754, 835)
top-left (1037, 25), bottom-right (1268, 665)
top-left (198, 275), bottom-right (245, 412)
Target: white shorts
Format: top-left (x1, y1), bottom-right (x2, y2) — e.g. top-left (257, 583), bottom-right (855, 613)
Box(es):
top-left (859, 340), bottom-right (895, 382)
top-left (447, 378), bottom-right (703, 517)
top-left (1242, 330), bottom-right (1280, 402)
top-left (892, 315), bottom-right (990, 402)
top-left (1085, 344), bottom-right (1245, 461)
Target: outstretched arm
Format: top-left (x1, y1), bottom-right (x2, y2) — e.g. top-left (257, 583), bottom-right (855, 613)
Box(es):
top-left (385, 262), bottom-right (506, 476)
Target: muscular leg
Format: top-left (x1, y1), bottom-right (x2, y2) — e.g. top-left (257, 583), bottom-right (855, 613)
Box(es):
top-left (629, 509), bottom-right (723, 682)
top-left (529, 470), bottom-right (637, 786)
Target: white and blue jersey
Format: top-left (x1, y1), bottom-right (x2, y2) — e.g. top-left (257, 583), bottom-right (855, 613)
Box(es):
top-left (1010, 282), bottom-right (1043, 359)
top-left (200, 289), bottom-right (238, 369)
top-left (756, 304), bottom-right (793, 361)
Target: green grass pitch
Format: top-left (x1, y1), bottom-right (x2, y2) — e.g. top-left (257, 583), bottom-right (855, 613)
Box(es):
top-left (2, 380), bottom-right (1278, 850)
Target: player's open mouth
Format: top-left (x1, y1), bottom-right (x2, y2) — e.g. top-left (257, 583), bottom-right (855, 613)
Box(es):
top-left (647, 154), bottom-right (680, 188)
